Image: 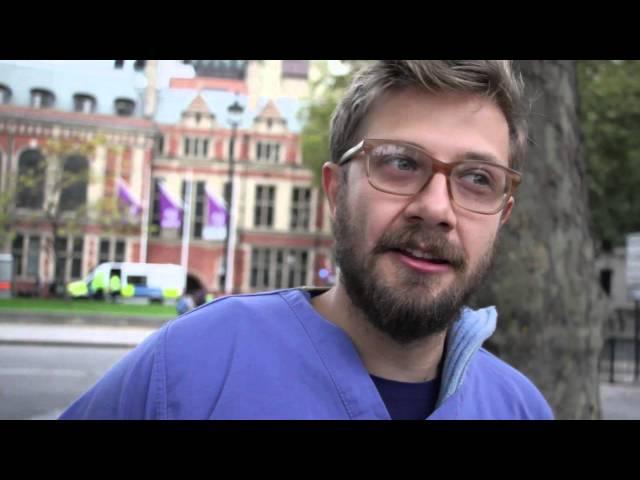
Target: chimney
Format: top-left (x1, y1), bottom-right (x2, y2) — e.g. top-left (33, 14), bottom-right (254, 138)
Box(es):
top-left (144, 60), bottom-right (158, 118)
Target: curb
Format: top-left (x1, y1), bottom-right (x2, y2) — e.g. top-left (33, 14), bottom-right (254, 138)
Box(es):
top-left (0, 339), bottom-right (139, 349)
top-left (0, 309), bottom-right (173, 328)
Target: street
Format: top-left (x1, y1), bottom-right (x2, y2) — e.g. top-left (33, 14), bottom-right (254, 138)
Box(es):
top-left (1, 321), bottom-right (639, 420)
top-left (0, 344), bottom-right (132, 420)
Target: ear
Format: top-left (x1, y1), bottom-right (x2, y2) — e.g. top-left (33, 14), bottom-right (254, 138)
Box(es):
top-left (499, 196), bottom-right (514, 226)
top-left (322, 161), bottom-right (341, 218)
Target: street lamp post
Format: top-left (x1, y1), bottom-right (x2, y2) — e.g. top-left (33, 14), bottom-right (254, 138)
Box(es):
top-left (223, 99), bottom-right (244, 295)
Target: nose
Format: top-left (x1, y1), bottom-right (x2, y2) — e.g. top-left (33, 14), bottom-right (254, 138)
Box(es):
top-left (402, 172), bottom-right (457, 231)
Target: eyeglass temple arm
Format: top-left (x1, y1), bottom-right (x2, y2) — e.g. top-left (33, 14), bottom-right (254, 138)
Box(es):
top-left (338, 140), bottom-right (365, 165)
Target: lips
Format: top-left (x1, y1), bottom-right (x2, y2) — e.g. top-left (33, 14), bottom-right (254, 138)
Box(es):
top-left (391, 249), bottom-right (453, 274)
top-left (401, 248), bottom-right (450, 264)
top-left (373, 227), bottom-right (465, 272)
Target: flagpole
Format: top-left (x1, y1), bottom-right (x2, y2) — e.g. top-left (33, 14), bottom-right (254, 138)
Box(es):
top-left (224, 126), bottom-right (239, 295)
top-left (180, 169), bottom-right (193, 286)
top-left (224, 99), bottom-right (244, 295)
top-left (140, 153), bottom-right (151, 263)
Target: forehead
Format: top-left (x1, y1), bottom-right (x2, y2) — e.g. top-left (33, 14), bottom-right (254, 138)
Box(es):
top-left (360, 88), bottom-right (510, 166)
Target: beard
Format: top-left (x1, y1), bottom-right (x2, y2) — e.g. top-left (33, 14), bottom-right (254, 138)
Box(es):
top-left (332, 196), bottom-right (498, 346)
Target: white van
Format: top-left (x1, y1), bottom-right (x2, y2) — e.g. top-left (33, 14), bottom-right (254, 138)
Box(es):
top-left (67, 262), bottom-right (185, 302)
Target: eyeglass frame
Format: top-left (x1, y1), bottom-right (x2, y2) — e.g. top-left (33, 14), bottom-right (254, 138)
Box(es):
top-left (337, 138), bottom-right (523, 215)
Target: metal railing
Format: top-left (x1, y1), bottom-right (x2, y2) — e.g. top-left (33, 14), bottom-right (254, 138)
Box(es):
top-left (599, 302), bottom-right (640, 383)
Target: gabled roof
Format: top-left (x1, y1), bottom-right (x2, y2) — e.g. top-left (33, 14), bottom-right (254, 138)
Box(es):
top-left (155, 89), bottom-right (304, 133)
top-left (256, 99), bottom-right (283, 120)
top-left (184, 94), bottom-right (213, 116)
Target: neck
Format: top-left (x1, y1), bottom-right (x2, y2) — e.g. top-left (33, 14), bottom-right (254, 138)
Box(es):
top-left (311, 281), bottom-right (447, 383)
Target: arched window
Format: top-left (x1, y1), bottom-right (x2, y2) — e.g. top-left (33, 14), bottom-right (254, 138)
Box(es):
top-left (16, 149), bottom-right (46, 209)
top-left (73, 94), bottom-right (96, 114)
top-left (0, 84), bottom-right (11, 104)
top-left (114, 98), bottom-right (135, 117)
top-left (30, 88), bottom-right (55, 109)
top-left (59, 155), bottom-right (88, 211)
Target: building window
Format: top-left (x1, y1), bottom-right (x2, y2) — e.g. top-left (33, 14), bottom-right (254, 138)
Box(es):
top-left (194, 181), bottom-right (205, 239)
top-left (12, 234), bottom-right (24, 277)
top-left (54, 237), bottom-right (68, 284)
top-left (250, 247), bottom-right (309, 290)
top-left (290, 187), bottom-right (311, 231)
top-left (0, 84), bottom-right (11, 104)
top-left (287, 250), bottom-right (308, 288)
top-left (73, 94), bottom-right (96, 114)
top-left (156, 135), bottom-right (164, 156)
top-left (150, 178), bottom-right (163, 237)
top-left (181, 180), bottom-right (206, 239)
top-left (99, 238), bottom-right (110, 264)
top-left (16, 149), bottom-right (46, 209)
top-left (114, 240), bottom-right (126, 262)
top-left (255, 141), bottom-right (281, 162)
top-left (53, 235), bottom-right (84, 282)
top-left (59, 155), bottom-right (88, 211)
top-left (30, 89), bottom-right (55, 109)
top-left (99, 238), bottom-right (126, 264)
top-left (26, 236), bottom-right (41, 277)
top-left (223, 182), bottom-right (231, 208)
top-left (71, 237), bottom-right (84, 279)
top-left (254, 185), bottom-right (275, 228)
top-left (183, 137), bottom-right (209, 158)
top-left (114, 98), bottom-right (135, 117)
top-left (180, 180), bottom-right (210, 238)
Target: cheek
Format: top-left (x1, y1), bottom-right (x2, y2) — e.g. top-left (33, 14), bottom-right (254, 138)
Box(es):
top-left (351, 191), bottom-right (405, 251)
top-left (457, 217), bottom-right (500, 262)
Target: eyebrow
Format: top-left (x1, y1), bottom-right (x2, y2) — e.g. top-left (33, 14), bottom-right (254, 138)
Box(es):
top-left (456, 152), bottom-right (504, 165)
top-left (397, 140), bottom-right (505, 166)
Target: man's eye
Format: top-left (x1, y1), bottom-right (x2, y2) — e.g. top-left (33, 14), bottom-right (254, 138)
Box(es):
top-left (463, 172), bottom-right (491, 185)
top-left (386, 156), bottom-right (417, 171)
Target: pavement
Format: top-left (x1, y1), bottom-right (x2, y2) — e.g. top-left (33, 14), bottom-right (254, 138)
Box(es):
top-left (0, 322), bottom-right (157, 348)
top-left (1, 309), bottom-right (639, 420)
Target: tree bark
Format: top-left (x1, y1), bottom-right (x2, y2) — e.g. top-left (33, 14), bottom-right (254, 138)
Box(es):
top-left (472, 60), bottom-right (609, 419)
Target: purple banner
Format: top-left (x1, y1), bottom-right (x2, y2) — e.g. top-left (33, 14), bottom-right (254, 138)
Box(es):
top-left (116, 178), bottom-right (142, 217)
top-left (158, 182), bottom-right (183, 229)
top-left (203, 187), bottom-right (228, 241)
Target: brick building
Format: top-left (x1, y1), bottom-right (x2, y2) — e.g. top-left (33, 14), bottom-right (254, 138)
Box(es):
top-left (0, 60), bottom-right (334, 296)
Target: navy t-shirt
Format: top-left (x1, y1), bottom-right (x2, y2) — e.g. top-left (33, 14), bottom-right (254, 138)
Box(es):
top-left (371, 375), bottom-right (441, 420)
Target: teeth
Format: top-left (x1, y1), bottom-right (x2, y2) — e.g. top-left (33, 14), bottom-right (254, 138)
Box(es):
top-left (405, 248), bottom-right (438, 260)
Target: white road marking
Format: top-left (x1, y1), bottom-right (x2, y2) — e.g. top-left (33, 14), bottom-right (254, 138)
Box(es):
top-left (0, 367), bottom-right (86, 377)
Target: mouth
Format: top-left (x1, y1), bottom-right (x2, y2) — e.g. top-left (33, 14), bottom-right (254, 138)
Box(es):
top-left (399, 248), bottom-right (451, 264)
top-left (387, 247), bottom-right (454, 273)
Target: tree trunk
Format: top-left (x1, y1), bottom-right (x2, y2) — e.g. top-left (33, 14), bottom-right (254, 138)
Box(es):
top-left (472, 60), bottom-right (609, 419)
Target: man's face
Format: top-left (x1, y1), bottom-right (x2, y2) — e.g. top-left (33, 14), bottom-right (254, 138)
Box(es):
top-left (324, 88), bottom-right (513, 345)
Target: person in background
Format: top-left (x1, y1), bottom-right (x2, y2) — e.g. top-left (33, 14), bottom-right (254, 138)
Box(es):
top-left (176, 292), bottom-right (195, 315)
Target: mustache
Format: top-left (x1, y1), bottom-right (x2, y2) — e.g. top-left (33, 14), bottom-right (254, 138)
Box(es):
top-left (372, 226), bottom-right (467, 271)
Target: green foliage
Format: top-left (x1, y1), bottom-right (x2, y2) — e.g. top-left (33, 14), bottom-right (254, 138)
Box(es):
top-left (299, 61), bottom-right (371, 186)
top-left (578, 60), bottom-right (640, 248)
